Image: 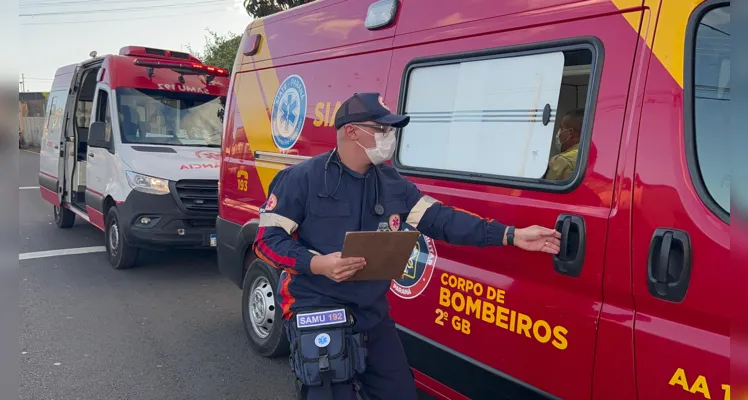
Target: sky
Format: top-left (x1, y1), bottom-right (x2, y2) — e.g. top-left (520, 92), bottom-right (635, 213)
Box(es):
top-left (17, 0), bottom-right (251, 92)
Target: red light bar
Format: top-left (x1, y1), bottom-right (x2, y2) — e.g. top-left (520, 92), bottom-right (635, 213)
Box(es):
top-left (133, 59), bottom-right (228, 76)
top-left (120, 46), bottom-right (202, 63)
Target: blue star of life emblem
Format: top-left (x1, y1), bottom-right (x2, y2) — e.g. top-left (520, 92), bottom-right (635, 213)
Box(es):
top-left (314, 333), bottom-right (331, 348)
top-left (271, 74), bottom-right (307, 151)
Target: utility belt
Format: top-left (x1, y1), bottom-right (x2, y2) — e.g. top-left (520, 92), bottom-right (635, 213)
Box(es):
top-left (287, 307), bottom-right (367, 399)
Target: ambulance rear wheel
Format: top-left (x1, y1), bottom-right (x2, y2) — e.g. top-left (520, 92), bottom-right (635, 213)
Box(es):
top-left (54, 205), bottom-right (75, 229)
top-left (105, 207), bottom-right (139, 270)
top-left (242, 259), bottom-right (289, 358)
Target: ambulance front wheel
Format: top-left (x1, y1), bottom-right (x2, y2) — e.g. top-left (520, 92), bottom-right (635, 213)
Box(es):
top-left (54, 205), bottom-right (75, 229)
top-left (105, 207), bottom-right (139, 270)
top-left (242, 258), bottom-right (289, 358)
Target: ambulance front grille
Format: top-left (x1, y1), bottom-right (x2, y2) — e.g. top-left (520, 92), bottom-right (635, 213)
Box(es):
top-left (173, 180), bottom-right (219, 215)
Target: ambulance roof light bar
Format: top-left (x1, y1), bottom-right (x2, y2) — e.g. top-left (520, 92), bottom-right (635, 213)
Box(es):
top-left (132, 59), bottom-right (228, 76)
top-left (132, 58), bottom-right (228, 84)
top-left (119, 46), bottom-right (202, 63)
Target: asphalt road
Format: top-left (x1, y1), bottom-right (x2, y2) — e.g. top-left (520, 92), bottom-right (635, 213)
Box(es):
top-left (18, 149), bottom-right (296, 400)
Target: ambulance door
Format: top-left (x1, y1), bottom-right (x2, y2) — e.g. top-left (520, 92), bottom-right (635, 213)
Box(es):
top-left (632, 2), bottom-right (731, 399)
top-left (59, 65), bottom-right (87, 205)
top-left (385, 2), bottom-right (643, 399)
top-left (58, 81), bottom-right (80, 205)
top-left (39, 89), bottom-right (68, 201)
top-left (86, 85), bottom-right (114, 209)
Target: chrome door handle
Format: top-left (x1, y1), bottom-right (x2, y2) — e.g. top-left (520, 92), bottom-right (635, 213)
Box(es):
top-left (88, 153), bottom-right (94, 158)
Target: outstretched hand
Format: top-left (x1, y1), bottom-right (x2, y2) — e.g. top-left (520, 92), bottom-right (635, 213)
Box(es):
top-left (513, 225), bottom-right (562, 254)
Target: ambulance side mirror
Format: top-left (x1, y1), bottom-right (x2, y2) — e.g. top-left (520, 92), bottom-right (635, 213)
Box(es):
top-left (88, 121), bottom-right (114, 154)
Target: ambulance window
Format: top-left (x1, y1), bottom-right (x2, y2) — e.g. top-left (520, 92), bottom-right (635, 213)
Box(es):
top-left (397, 46), bottom-right (595, 187)
top-left (690, 4), bottom-right (730, 216)
top-left (46, 95), bottom-right (59, 129)
top-left (95, 91), bottom-right (109, 122)
top-left (95, 90), bottom-right (112, 142)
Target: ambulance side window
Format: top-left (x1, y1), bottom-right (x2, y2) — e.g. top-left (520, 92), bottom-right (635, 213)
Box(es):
top-left (396, 45), bottom-right (598, 189)
top-left (46, 96), bottom-right (58, 130)
top-left (95, 90), bottom-right (112, 142)
top-left (689, 4), bottom-right (730, 216)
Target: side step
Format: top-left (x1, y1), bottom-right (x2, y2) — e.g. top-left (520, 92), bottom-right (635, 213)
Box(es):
top-left (63, 203), bottom-right (90, 222)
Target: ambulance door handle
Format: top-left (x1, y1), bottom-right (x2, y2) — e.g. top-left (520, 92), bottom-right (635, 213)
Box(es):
top-left (552, 214), bottom-right (586, 278)
top-left (647, 228), bottom-right (692, 302)
top-left (88, 152), bottom-right (94, 158)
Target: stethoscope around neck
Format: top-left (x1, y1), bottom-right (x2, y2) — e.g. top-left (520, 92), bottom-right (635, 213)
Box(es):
top-left (317, 148), bottom-right (385, 216)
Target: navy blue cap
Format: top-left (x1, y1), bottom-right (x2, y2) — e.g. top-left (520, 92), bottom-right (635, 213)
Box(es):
top-left (334, 92), bottom-right (410, 130)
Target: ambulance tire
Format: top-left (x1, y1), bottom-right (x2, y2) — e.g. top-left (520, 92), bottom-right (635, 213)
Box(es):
top-left (54, 205), bottom-right (75, 229)
top-left (105, 207), bottom-right (139, 270)
top-left (242, 259), bottom-right (289, 358)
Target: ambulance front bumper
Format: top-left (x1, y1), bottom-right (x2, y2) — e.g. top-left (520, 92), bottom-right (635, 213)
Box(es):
top-left (118, 189), bottom-right (217, 250)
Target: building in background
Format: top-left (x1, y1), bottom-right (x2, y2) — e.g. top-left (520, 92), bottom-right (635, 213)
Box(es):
top-left (19, 92), bottom-right (48, 149)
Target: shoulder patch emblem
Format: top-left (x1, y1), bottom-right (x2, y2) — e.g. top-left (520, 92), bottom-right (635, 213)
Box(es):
top-left (390, 225), bottom-right (438, 300)
top-left (265, 194), bottom-right (277, 211)
top-left (388, 214), bottom-right (401, 231)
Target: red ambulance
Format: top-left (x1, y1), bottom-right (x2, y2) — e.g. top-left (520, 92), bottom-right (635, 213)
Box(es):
top-left (216, 1), bottom-right (732, 399)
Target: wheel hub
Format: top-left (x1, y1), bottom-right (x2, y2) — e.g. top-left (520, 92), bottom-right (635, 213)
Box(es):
top-left (109, 222), bottom-right (120, 256)
top-left (248, 276), bottom-right (275, 339)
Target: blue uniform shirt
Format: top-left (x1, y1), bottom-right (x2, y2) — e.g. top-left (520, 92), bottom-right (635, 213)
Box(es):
top-left (253, 150), bottom-right (508, 332)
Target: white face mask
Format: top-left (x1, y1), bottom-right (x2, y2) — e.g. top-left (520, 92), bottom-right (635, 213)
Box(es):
top-left (357, 128), bottom-right (396, 165)
top-left (554, 133), bottom-right (563, 151)
top-left (555, 128), bottom-right (571, 151)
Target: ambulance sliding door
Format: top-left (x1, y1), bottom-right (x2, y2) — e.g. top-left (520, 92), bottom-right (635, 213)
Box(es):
top-left (385, 1), bottom-right (643, 398)
top-left (632, 2), bottom-right (731, 399)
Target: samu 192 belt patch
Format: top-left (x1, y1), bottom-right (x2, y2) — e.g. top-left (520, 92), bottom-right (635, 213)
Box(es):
top-left (296, 308), bottom-right (348, 329)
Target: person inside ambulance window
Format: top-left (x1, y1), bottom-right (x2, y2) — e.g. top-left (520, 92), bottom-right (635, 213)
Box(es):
top-left (158, 106), bottom-right (177, 136)
top-left (545, 108), bottom-right (584, 181)
top-left (118, 106), bottom-right (141, 142)
top-left (254, 92), bottom-right (563, 400)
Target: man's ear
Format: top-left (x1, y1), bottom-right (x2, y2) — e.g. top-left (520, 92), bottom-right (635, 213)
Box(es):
top-left (344, 124), bottom-right (358, 141)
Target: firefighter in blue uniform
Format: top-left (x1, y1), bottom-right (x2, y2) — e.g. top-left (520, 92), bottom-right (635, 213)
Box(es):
top-left (253, 93), bottom-right (562, 400)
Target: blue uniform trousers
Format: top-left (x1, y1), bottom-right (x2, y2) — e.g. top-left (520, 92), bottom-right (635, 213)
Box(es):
top-left (285, 315), bottom-right (418, 400)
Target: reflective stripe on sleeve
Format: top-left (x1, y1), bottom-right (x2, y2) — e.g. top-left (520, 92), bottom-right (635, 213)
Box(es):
top-left (259, 213), bottom-right (299, 235)
top-left (406, 195), bottom-right (437, 227)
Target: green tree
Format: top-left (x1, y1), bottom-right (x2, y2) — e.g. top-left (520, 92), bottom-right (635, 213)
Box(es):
top-left (243, 0), bottom-right (315, 18)
top-left (187, 29), bottom-right (242, 73)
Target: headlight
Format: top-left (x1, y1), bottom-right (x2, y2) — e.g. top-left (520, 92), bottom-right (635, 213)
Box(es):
top-left (126, 171), bottom-right (170, 195)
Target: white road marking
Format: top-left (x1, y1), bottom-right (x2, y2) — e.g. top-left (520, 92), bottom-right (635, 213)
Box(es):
top-left (19, 246), bottom-right (106, 261)
top-left (19, 186), bottom-right (39, 190)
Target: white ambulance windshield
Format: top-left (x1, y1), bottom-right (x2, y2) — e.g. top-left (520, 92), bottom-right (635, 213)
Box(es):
top-left (115, 88), bottom-right (224, 147)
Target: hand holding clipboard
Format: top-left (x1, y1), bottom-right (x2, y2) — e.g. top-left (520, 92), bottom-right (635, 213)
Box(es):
top-left (309, 252), bottom-right (367, 282)
top-left (340, 231), bottom-right (420, 281)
